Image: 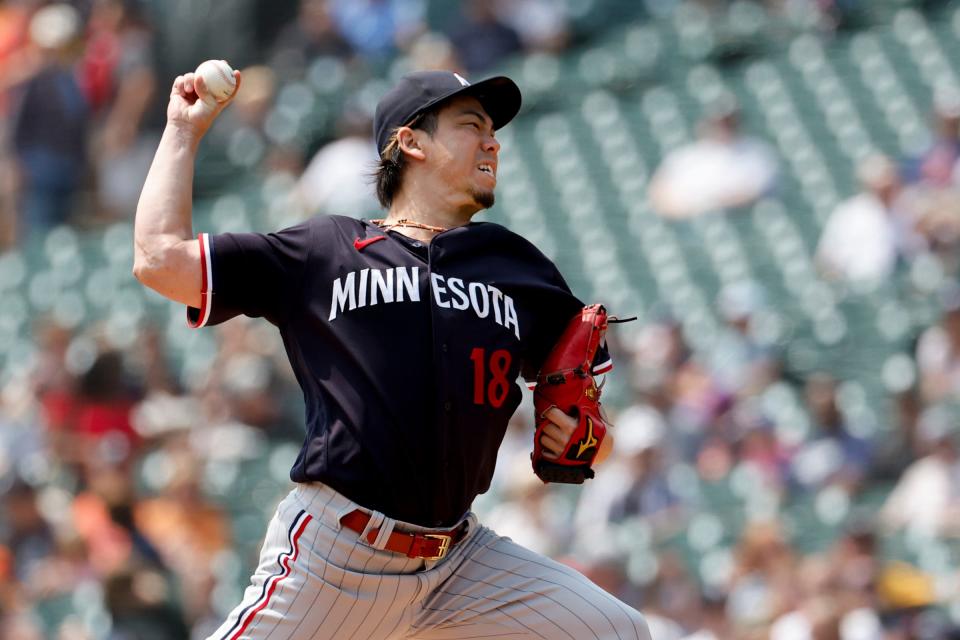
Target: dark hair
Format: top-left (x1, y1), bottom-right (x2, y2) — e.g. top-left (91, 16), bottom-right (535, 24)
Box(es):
top-left (374, 109), bottom-right (439, 209)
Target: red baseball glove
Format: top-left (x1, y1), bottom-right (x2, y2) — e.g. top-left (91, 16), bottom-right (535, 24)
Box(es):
top-left (532, 304), bottom-right (609, 484)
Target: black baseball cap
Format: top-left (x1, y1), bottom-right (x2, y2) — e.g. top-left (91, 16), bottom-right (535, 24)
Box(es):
top-left (374, 70), bottom-right (522, 158)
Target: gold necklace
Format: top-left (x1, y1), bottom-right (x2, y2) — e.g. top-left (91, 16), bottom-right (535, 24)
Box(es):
top-left (371, 218), bottom-right (450, 233)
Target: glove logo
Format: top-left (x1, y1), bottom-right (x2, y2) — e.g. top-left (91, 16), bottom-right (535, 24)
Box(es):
top-left (575, 416), bottom-right (598, 459)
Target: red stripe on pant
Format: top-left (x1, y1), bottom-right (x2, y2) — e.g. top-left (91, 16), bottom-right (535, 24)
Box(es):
top-left (229, 513), bottom-right (312, 640)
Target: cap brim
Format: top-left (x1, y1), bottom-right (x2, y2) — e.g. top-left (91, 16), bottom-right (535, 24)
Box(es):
top-left (415, 76), bottom-right (522, 132)
top-left (459, 76), bottom-right (522, 131)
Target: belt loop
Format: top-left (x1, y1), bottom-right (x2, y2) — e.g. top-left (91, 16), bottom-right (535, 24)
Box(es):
top-left (360, 511), bottom-right (385, 544)
top-left (371, 515), bottom-right (396, 550)
top-left (334, 504), bottom-right (356, 531)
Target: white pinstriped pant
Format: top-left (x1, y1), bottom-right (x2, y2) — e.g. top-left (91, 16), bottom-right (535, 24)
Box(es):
top-left (207, 482), bottom-right (651, 640)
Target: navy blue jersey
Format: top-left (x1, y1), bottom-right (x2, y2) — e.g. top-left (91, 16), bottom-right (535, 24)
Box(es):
top-left (188, 215), bottom-right (612, 526)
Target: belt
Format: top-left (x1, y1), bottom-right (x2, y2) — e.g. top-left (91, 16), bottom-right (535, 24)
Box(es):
top-left (339, 510), bottom-right (468, 561)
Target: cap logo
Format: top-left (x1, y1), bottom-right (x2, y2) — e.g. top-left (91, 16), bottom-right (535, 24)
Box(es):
top-left (454, 73), bottom-right (470, 87)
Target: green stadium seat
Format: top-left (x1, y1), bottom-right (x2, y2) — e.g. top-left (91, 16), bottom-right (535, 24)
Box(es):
top-left (51, 290), bottom-right (86, 330)
top-left (687, 512), bottom-right (727, 554)
top-left (670, 1), bottom-right (716, 62)
top-left (28, 270), bottom-right (58, 313)
top-left (101, 222), bottom-right (133, 264)
top-left (623, 24), bottom-right (663, 76)
top-left (307, 56), bottom-right (348, 96)
top-left (0, 250), bottom-right (26, 292)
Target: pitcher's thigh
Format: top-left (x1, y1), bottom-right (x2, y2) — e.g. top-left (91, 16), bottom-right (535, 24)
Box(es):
top-left (206, 497), bottom-right (416, 640)
top-left (413, 529), bottom-right (651, 640)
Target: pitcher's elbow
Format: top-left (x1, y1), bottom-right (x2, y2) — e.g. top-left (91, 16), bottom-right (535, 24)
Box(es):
top-left (132, 258), bottom-right (148, 284)
top-left (132, 254), bottom-right (159, 289)
top-left (132, 237), bottom-right (164, 286)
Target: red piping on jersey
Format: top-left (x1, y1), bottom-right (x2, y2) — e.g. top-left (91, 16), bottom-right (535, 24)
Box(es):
top-left (227, 511), bottom-right (312, 640)
top-left (188, 233), bottom-right (211, 328)
top-left (354, 235), bottom-right (386, 251)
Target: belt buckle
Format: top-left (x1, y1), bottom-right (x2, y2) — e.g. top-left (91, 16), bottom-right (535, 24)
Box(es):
top-left (423, 534), bottom-right (451, 560)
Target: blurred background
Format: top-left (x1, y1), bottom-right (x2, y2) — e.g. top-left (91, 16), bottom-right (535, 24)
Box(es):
top-left (3, 0), bottom-right (960, 638)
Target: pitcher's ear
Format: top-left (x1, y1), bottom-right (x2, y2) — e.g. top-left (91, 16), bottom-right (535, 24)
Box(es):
top-left (397, 127), bottom-right (427, 161)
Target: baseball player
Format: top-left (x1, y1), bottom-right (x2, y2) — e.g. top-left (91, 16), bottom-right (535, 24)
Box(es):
top-left (133, 67), bottom-right (650, 639)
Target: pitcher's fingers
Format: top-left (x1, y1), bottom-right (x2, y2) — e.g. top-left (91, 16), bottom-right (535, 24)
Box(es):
top-left (543, 407), bottom-right (577, 437)
top-left (539, 432), bottom-right (567, 458)
top-left (227, 69), bottom-right (242, 100)
top-left (540, 421), bottom-right (568, 442)
top-left (193, 74), bottom-right (211, 102)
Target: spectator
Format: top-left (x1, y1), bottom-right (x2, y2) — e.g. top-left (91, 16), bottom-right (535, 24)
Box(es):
top-left (30, 319), bottom-right (77, 433)
top-left (493, 0), bottom-right (569, 54)
top-left (194, 61), bottom-right (273, 177)
top-left (82, 0), bottom-right (160, 222)
top-left (328, 0), bottom-right (425, 60)
top-left (72, 350), bottom-right (141, 464)
top-left (103, 565), bottom-right (191, 639)
top-left (448, 0), bottom-right (523, 74)
top-left (403, 31), bottom-right (462, 73)
top-left (9, 3), bottom-right (89, 239)
top-left (1, 481), bottom-right (55, 585)
top-left (872, 386), bottom-right (924, 481)
top-left (906, 85), bottom-right (960, 187)
top-left (815, 154), bottom-right (920, 289)
top-left (915, 285), bottom-right (960, 404)
top-left (893, 88), bottom-right (960, 272)
top-left (708, 280), bottom-right (781, 396)
top-left (0, 0), bottom-right (39, 247)
top-left (826, 519), bottom-right (880, 600)
top-left (296, 105), bottom-right (379, 217)
top-left (874, 562), bottom-right (947, 638)
top-left (483, 456), bottom-right (569, 557)
top-left (880, 405), bottom-right (960, 536)
top-left (642, 552), bottom-right (702, 635)
top-left (0, 0), bottom-right (39, 115)
top-left (769, 556), bottom-right (840, 640)
top-left (134, 440), bottom-right (231, 625)
top-left (269, 0), bottom-right (353, 81)
top-left (71, 466), bottom-right (152, 575)
top-left (735, 416), bottom-right (790, 498)
top-left (725, 521), bottom-right (797, 634)
top-left (680, 590), bottom-right (730, 640)
top-left (573, 403), bottom-right (685, 546)
top-left (649, 97), bottom-right (779, 219)
top-left (791, 373), bottom-right (872, 494)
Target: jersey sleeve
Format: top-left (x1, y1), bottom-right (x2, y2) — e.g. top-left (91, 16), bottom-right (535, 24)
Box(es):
top-left (186, 221), bottom-right (314, 328)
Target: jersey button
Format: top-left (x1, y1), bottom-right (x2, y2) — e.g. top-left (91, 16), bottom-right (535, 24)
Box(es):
top-left (441, 343), bottom-right (448, 353)
top-left (444, 401), bottom-right (452, 411)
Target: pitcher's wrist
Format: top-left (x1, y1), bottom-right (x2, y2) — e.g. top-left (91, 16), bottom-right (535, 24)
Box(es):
top-left (163, 121), bottom-right (204, 153)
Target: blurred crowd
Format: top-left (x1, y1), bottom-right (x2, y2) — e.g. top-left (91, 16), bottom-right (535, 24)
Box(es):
top-left (0, 0), bottom-right (583, 249)
top-left (0, 0), bottom-right (880, 249)
top-left (5, 0), bottom-right (960, 639)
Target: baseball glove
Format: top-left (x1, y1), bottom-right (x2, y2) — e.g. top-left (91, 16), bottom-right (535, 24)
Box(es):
top-left (532, 304), bottom-right (610, 484)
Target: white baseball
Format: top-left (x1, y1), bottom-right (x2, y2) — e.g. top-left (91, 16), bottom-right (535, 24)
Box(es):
top-left (195, 59), bottom-right (236, 103)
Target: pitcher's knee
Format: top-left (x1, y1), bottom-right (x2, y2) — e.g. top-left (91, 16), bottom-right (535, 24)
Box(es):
top-left (627, 609), bottom-right (652, 640)
top-left (586, 603), bottom-right (651, 639)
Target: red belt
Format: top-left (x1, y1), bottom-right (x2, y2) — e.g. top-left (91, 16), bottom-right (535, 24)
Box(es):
top-left (339, 510), bottom-right (468, 560)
